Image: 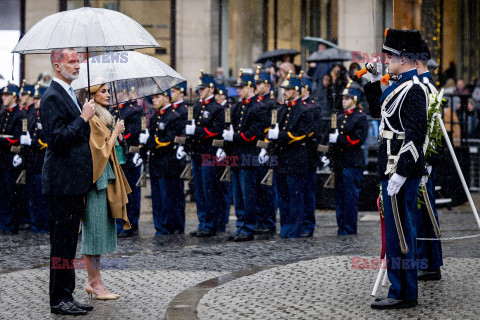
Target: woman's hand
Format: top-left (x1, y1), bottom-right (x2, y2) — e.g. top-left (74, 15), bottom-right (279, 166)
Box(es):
top-left (114, 119), bottom-right (125, 134)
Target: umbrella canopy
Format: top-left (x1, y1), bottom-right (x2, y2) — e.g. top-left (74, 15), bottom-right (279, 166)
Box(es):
top-left (307, 48), bottom-right (360, 63)
top-left (255, 49), bottom-right (300, 64)
top-left (12, 7), bottom-right (159, 54)
top-left (71, 51), bottom-right (185, 104)
top-left (301, 37), bottom-right (339, 52)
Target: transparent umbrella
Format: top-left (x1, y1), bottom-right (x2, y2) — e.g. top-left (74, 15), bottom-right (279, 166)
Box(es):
top-left (11, 5), bottom-right (161, 96)
top-left (71, 51), bottom-right (185, 105)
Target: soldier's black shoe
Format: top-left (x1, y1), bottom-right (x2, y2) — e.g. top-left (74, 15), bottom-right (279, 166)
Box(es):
top-left (418, 269), bottom-right (441, 281)
top-left (300, 232), bottom-right (313, 238)
top-left (233, 233), bottom-right (254, 242)
top-left (196, 230), bottom-right (216, 237)
top-left (371, 297), bottom-right (418, 309)
top-left (254, 228), bottom-right (275, 235)
top-left (51, 301), bottom-right (88, 315)
top-left (19, 223), bottom-right (31, 230)
top-left (72, 299), bottom-right (93, 311)
top-left (189, 230), bottom-right (198, 236)
top-left (374, 296), bottom-right (387, 302)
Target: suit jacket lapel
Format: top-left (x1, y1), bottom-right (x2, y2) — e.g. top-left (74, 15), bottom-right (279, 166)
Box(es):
top-left (51, 81), bottom-right (81, 117)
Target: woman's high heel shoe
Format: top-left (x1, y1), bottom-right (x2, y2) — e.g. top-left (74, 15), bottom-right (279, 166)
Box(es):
top-left (85, 285), bottom-right (119, 300)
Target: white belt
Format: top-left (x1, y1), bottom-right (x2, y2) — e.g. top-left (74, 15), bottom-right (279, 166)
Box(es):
top-left (381, 130), bottom-right (405, 140)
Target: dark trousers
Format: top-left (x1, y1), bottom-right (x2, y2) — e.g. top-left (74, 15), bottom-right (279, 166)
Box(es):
top-left (382, 178), bottom-right (420, 301)
top-left (231, 167), bottom-right (258, 236)
top-left (222, 181), bottom-right (231, 225)
top-left (0, 169), bottom-right (22, 232)
top-left (28, 173), bottom-right (49, 233)
top-left (277, 173), bottom-right (305, 238)
top-left (151, 177), bottom-right (185, 235)
top-left (49, 195), bottom-right (84, 306)
top-left (117, 165), bottom-right (141, 233)
top-left (191, 156), bottom-right (226, 232)
top-left (416, 168), bottom-right (443, 270)
top-left (301, 168), bottom-right (317, 235)
top-left (334, 167), bottom-right (363, 235)
top-left (256, 166), bottom-right (277, 231)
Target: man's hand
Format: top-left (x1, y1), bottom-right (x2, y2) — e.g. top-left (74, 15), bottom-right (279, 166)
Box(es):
top-left (329, 129), bottom-right (339, 143)
top-left (81, 99), bottom-right (96, 122)
top-left (13, 154), bottom-right (22, 167)
top-left (133, 153), bottom-right (143, 167)
top-left (176, 145), bottom-right (186, 159)
top-left (387, 173), bottom-right (407, 196)
top-left (139, 129), bottom-right (149, 144)
top-left (267, 124), bottom-right (279, 140)
top-left (20, 131), bottom-right (32, 146)
top-left (222, 125), bottom-right (234, 141)
top-left (185, 120), bottom-right (196, 136)
top-left (258, 148), bottom-right (270, 164)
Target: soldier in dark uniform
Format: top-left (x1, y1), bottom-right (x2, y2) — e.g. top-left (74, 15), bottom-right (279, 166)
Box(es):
top-left (19, 84), bottom-right (49, 233)
top-left (367, 29), bottom-right (428, 309)
top-left (414, 39), bottom-right (443, 281)
top-left (262, 72), bottom-right (313, 238)
top-left (177, 71), bottom-right (225, 237)
top-left (215, 84), bottom-right (232, 226)
top-left (299, 72), bottom-right (322, 237)
top-left (0, 84), bottom-right (23, 233)
top-left (328, 87), bottom-right (368, 235)
top-left (254, 67), bottom-right (278, 234)
top-left (145, 90), bottom-right (185, 235)
top-left (171, 81), bottom-right (188, 124)
top-left (110, 97), bottom-right (143, 237)
top-left (19, 80), bottom-right (36, 118)
top-left (220, 70), bottom-right (267, 241)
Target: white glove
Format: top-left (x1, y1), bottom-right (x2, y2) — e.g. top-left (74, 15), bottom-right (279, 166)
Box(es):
top-left (321, 155), bottom-right (330, 168)
top-left (139, 129), bottom-right (149, 144)
top-left (366, 57), bottom-right (383, 82)
top-left (268, 124), bottom-right (279, 140)
top-left (13, 154), bottom-right (22, 167)
top-left (185, 120), bottom-right (196, 135)
top-left (387, 173), bottom-right (407, 196)
top-left (133, 153), bottom-right (143, 167)
top-left (222, 125), bottom-right (234, 142)
top-left (216, 148), bottom-right (226, 162)
top-left (329, 129), bottom-right (339, 143)
top-left (176, 145), bottom-right (186, 159)
top-left (20, 131), bottom-right (32, 146)
top-left (258, 148), bottom-right (270, 164)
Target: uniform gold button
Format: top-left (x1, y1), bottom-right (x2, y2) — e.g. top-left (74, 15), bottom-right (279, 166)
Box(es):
top-left (340, 132), bottom-right (344, 134)
top-left (285, 121), bottom-right (288, 123)
top-left (241, 112), bottom-right (243, 114)
top-left (283, 127), bottom-right (286, 130)
top-left (343, 121), bottom-right (346, 123)
top-left (287, 114), bottom-right (290, 117)
top-left (197, 122), bottom-right (200, 125)
top-left (199, 116), bottom-right (202, 119)
top-left (239, 124), bottom-right (241, 127)
top-left (237, 131), bottom-right (240, 133)
top-left (341, 125), bottom-right (344, 128)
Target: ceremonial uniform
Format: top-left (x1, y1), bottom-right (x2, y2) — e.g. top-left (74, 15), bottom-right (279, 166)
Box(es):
top-left (268, 74), bottom-right (313, 238)
top-left (146, 92), bottom-right (185, 235)
top-left (187, 72), bottom-right (226, 235)
top-left (369, 29), bottom-right (428, 308)
top-left (255, 69), bottom-right (278, 233)
top-left (329, 88), bottom-right (368, 235)
top-left (226, 72), bottom-right (268, 240)
top-left (23, 85), bottom-right (49, 233)
top-left (300, 74), bottom-right (322, 237)
top-left (110, 99), bottom-right (143, 236)
top-left (0, 84), bottom-right (23, 233)
top-left (416, 66), bottom-right (443, 277)
top-left (215, 84), bottom-right (232, 226)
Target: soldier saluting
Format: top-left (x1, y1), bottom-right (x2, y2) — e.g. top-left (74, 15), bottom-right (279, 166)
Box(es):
top-left (367, 29), bottom-right (428, 309)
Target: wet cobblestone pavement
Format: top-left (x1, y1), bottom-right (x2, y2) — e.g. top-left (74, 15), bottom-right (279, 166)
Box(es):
top-left (1, 189), bottom-right (480, 319)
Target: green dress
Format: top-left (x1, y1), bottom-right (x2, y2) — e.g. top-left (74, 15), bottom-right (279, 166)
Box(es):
top-left (81, 161), bottom-right (117, 255)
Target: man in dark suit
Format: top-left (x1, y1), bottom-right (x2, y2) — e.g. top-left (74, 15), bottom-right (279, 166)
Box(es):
top-left (40, 48), bottom-right (95, 316)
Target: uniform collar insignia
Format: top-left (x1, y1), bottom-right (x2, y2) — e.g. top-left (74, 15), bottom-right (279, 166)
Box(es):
top-left (6, 105), bottom-right (17, 112)
top-left (286, 99), bottom-right (299, 107)
top-left (242, 97), bottom-right (253, 105)
top-left (344, 107), bottom-right (356, 115)
top-left (396, 68), bottom-right (418, 85)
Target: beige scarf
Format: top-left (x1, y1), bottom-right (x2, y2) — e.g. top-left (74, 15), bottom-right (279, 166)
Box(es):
top-left (89, 112), bottom-right (131, 230)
